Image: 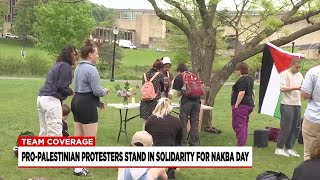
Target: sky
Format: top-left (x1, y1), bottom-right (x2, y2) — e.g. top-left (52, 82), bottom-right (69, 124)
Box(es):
top-left (89, 0), bottom-right (235, 10)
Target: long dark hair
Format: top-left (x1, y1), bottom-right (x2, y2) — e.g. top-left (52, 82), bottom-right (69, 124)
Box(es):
top-left (56, 46), bottom-right (77, 65)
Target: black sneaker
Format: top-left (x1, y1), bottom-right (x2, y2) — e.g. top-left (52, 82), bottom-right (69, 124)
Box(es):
top-left (73, 168), bottom-right (92, 176)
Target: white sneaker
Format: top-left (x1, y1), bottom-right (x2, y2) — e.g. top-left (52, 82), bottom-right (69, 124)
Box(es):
top-left (285, 149), bottom-right (300, 157)
top-left (275, 148), bottom-right (289, 157)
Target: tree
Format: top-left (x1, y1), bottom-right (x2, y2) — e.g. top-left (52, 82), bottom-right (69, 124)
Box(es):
top-left (0, 0), bottom-right (8, 33)
top-left (33, 1), bottom-right (96, 54)
top-left (98, 42), bottom-right (123, 70)
top-left (148, 0), bottom-right (320, 130)
top-left (13, 0), bottom-right (41, 39)
top-left (91, 4), bottom-right (116, 28)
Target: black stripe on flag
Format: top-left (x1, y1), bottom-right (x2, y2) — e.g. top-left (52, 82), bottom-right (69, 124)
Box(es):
top-left (258, 45), bottom-right (273, 113)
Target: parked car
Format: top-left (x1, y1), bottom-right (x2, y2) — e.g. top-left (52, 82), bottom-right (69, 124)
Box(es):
top-left (156, 48), bottom-right (168, 52)
top-left (5, 33), bottom-right (18, 39)
top-left (118, 39), bottom-right (137, 49)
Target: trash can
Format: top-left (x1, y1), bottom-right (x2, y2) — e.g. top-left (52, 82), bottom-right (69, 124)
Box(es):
top-left (254, 129), bottom-right (268, 148)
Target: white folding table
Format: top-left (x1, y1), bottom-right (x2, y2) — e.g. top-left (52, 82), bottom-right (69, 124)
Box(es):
top-left (107, 103), bottom-right (213, 143)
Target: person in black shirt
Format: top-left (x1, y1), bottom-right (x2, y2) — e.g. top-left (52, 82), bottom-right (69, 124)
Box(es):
top-left (231, 62), bottom-right (254, 146)
top-left (62, 104), bottom-right (71, 137)
top-left (172, 64), bottom-right (201, 146)
top-left (145, 97), bottom-right (182, 180)
top-left (292, 139), bottom-right (320, 180)
top-left (37, 46), bottom-right (78, 136)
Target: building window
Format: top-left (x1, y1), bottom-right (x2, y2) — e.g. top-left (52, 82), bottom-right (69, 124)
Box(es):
top-left (120, 11), bottom-right (132, 19)
top-left (132, 11), bottom-right (143, 19)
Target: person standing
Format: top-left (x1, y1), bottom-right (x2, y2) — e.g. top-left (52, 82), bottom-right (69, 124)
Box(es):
top-left (71, 40), bottom-right (108, 176)
top-left (172, 64), bottom-right (201, 146)
top-left (37, 46), bottom-right (78, 136)
top-left (140, 59), bottom-right (164, 122)
top-left (275, 58), bottom-right (303, 157)
top-left (300, 63), bottom-right (320, 160)
top-left (231, 62), bottom-right (254, 146)
top-left (161, 57), bottom-right (174, 99)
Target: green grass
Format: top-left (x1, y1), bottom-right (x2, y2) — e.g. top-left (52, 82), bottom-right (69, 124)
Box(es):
top-left (0, 39), bottom-right (51, 60)
top-left (0, 79), bottom-right (306, 180)
top-left (121, 48), bottom-right (174, 66)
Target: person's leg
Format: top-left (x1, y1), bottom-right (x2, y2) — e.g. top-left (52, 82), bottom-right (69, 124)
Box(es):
top-left (276, 104), bottom-right (293, 149)
top-left (74, 122), bottom-right (84, 136)
top-left (286, 106), bottom-right (301, 150)
top-left (43, 97), bottom-right (62, 136)
top-left (232, 105), bottom-right (252, 146)
top-left (302, 118), bottom-right (320, 160)
top-left (179, 102), bottom-right (191, 146)
top-left (37, 96), bottom-right (47, 136)
top-left (189, 101), bottom-right (200, 146)
top-left (83, 123), bottom-right (98, 137)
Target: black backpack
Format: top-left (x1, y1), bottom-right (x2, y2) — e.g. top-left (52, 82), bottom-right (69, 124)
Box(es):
top-left (256, 171), bottom-right (290, 180)
top-left (14, 131), bottom-right (35, 157)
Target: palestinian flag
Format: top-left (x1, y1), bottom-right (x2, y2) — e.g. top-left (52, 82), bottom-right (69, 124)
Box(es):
top-left (258, 42), bottom-right (304, 118)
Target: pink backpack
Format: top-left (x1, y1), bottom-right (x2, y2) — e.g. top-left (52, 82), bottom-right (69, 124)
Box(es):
top-left (141, 72), bottom-right (160, 101)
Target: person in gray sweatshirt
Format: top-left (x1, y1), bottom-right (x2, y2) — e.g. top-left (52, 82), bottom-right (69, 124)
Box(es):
top-left (71, 40), bottom-right (108, 176)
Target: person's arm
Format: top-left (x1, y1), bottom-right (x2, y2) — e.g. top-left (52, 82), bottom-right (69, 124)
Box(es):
top-left (234, 78), bottom-right (247, 108)
top-left (301, 70), bottom-right (315, 100)
top-left (280, 72), bottom-right (300, 92)
top-left (235, 91), bottom-right (245, 108)
top-left (88, 68), bottom-right (107, 97)
top-left (57, 64), bottom-right (73, 97)
top-left (172, 74), bottom-right (183, 97)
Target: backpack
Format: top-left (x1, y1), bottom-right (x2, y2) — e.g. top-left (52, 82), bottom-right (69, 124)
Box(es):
top-left (266, 127), bottom-right (280, 142)
top-left (256, 171), bottom-right (290, 180)
top-left (141, 72), bottom-right (160, 101)
top-left (13, 131), bottom-right (35, 157)
top-left (181, 72), bottom-right (204, 97)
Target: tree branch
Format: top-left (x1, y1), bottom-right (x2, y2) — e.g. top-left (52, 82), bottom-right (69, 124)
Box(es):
top-left (147, 0), bottom-right (191, 37)
top-left (286, 9), bottom-right (320, 25)
top-left (163, 0), bottom-right (196, 29)
top-left (217, 22), bottom-right (320, 84)
top-left (281, 0), bottom-right (309, 21)
top-left (196, 0), bottom-right (212, 30)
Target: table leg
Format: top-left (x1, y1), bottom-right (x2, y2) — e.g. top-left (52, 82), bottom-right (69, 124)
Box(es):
top-left (117, 109), bottom-right (123, 142)
top-left (124, 109), bottom-right (129, 143)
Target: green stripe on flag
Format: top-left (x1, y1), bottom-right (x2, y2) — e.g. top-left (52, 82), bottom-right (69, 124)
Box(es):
top-left (274, 95), bottom-right (282, 119)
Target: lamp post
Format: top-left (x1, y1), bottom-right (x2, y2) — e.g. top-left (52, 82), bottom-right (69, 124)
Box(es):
top-left (110, 27), bottom-right (118, 82)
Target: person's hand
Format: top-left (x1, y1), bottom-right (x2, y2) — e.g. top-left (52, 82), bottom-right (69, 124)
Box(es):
top-left (294, 87), bottom-right (301, 91)
top-left (104, 88), bottom-right (110, 94)
top-left (99, 101), bottom-right (106, 110)
top-left (234, 104), bottom-right (239, 109)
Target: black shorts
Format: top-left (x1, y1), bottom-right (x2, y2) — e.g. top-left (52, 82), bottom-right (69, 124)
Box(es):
top-left (71, 92), bottom-right (99, 124)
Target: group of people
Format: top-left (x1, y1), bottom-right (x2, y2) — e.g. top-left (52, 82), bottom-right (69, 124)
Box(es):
top-left (37, 40), bottom-right (108, 176)
top-left (35, 37), bottom-right (320, 179)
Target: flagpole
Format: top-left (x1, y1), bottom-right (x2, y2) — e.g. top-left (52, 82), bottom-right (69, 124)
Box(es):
top-left (291, 42), bottom-right (295, 53)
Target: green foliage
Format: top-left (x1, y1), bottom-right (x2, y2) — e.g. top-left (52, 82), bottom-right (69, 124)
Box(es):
top-left (13, 0), bottom-right (41, 38)
top-left (0, 53), bottom-right (51, 76)
top-left (0, 56), bottom-right (26, 75)
top-left (97, 42), bottom-right (123, 71)
top-left (33, 1), bottom-right (96, 55)
top-left (0, 0), bottom-right (8, 31)
top-left (245, 53), bottom-right (263, 75)
top-left (25, 53), bottom-right (51, 76)
top-left (91, 4), bottom-right (116, 28)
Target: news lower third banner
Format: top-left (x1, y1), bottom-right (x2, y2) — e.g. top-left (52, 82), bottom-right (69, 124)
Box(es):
top-left (18, 137), bottom-right (252, 168)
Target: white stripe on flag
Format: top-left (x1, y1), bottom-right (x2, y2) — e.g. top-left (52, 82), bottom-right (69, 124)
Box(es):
top-left (260, 65), bottom-right (280, 116)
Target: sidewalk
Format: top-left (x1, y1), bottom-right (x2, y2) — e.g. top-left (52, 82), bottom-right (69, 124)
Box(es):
top-left (0, 76), bottom-right (237, 85)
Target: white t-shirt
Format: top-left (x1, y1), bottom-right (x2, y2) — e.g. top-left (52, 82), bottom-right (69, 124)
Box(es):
top-left (280, 69), bottom-right (304, 106)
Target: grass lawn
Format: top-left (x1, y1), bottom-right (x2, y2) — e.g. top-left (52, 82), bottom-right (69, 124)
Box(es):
top-left (121, 48), bottom-right (174, 66)
top-left (0, 78), bottom-right (306, 180)
top-left (0, 39), bottom-right (51, 60)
